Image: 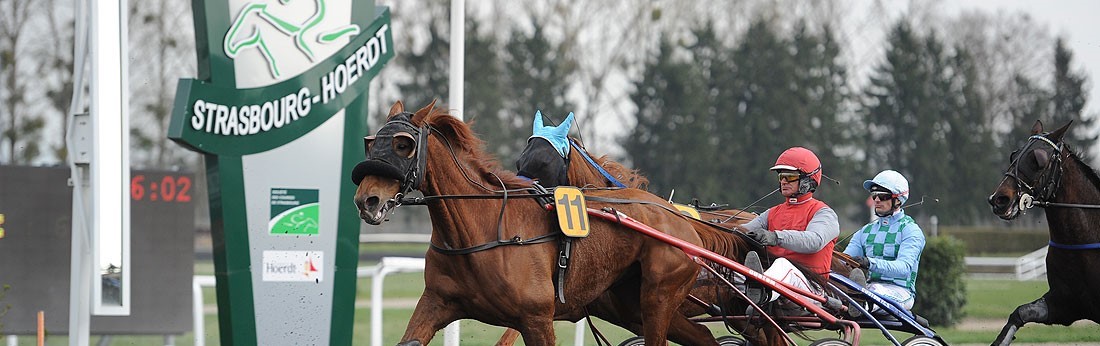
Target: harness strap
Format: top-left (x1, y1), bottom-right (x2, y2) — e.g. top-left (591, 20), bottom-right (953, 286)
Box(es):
top-left (430, 233), bottom-right (559, 255)
top-left (570, 140), bottom-right (626, 188)
top-left (556, 237), bottom-right (573, 304)
top-left (1048, 240), bottom-right (1100, 250)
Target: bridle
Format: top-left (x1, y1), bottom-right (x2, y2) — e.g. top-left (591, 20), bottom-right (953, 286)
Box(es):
top-left (353, 113), bottom-right (429, 199)
top-left (1002, 134), bottom-right (1067, 210)
top-left (1001, 134), bottom-right (1100, 250)
top-left (353, 113), bottom-right (562, 255)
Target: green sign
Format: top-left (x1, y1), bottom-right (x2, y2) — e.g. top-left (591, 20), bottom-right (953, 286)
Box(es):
top-left (170, 6), bottom-right (393, 155)
top-left (270, 188), bottom-right (320, 235)
top-left (169, 1), bottom-right (390, 345)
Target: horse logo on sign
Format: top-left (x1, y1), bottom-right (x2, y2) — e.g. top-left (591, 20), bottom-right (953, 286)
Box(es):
top-left (223, 0), bottom-right (361, 78)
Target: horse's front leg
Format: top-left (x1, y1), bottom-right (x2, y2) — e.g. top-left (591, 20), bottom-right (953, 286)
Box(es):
top-left (639, 249), bottom-right (715, 345)
top-left (516, 317), bottom-right (556, 346)
top-left (396, 290), bottom-right (463, 346)
top-left (493, 329), bottom-right (522, 346)
top-left (992, 296), bottom-right (1050, 346)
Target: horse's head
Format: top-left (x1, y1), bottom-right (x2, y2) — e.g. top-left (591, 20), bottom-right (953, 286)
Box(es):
top-left (515, 111), bottom-right (574, 187)
top-left (352, 101), bottom-right (434, 224)
top-left (989, 120), bottom-right (1072, 220)
top-left (516, 137), bottom-right (570, 187)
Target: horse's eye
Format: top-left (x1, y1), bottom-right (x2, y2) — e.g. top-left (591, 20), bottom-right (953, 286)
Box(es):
top-left (1009, 149), bottom-right (1020, 162)
top-left (363, 136), bottom-right (377, 154)
top-left (393, 136), bottom-right (416, 158)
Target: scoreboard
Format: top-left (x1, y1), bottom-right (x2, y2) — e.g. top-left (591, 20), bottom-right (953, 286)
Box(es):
top-left (0, 165), bottom-right (195, 334)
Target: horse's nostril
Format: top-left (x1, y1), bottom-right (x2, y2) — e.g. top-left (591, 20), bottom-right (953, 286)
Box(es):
top-left (364, 196), bottom-right (380, 210)
top-left (990, 195), bottom-right (1010, 208)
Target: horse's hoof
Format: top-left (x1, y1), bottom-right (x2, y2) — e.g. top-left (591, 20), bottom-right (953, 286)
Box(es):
top-left (396, 341), bottom-right (422, 346)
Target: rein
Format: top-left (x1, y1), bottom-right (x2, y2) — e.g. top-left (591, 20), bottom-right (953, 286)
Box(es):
top-left (569, 139), bottom-right (627, 188)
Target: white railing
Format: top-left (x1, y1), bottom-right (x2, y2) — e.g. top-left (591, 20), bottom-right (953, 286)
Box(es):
top-left (194, 256), bottom-right (588, 346)
top-left (192, 259), bottom-right (459, 346)
top-left (964, 246), bottom-right (1047, 280)
top-left (359, 233), bottom-right (431, 243)
top-left (359, 257), bottom-right (457, 346)
top-left (1015, 246), bottom-right (1048, 280)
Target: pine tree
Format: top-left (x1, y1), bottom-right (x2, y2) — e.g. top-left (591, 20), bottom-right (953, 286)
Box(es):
top-left (499, 16), bottom-right (577, 159)
top-left (462, 19), bottom-right (510, 159)
top-left (623, 36), bottom-right (711, 201)
top-left (1050, 39), bottom-right (1095, 162)
top-left (394, 18), bottom-right (449, 108)
top-left (862, 21), bottom-right (1001, 223)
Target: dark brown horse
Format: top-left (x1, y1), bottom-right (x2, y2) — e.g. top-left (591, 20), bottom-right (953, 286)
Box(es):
top-left (988, 120), bottom-right (1100, 346)
top-left (353, 101), bottom-right (720, 346)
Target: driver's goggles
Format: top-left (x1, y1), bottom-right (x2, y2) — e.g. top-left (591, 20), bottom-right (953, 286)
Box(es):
top-left (870, 192), bottom-right (895, 202)
top-left (777, 172), bottom-right (801, 183)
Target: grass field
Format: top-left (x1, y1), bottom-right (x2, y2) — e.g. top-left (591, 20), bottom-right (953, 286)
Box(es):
top-left (16, 261), bottom-right (1100, 345)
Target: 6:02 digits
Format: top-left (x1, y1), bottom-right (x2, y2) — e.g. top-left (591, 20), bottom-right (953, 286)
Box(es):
top-left (130, 174), bottom-right (193, 202)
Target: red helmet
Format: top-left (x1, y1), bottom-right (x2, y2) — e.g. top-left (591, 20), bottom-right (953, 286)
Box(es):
top-left (770, 147), bottom-right (822, 185)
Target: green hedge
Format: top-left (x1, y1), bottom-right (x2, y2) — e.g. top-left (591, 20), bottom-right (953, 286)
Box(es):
top-left (938, 227), bottom-right (1048, 255)
top-left (913, 236), bottom-right (968, 327)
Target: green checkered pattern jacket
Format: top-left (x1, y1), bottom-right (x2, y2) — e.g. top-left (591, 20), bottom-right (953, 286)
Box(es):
top-left (842, 211), bottom-right (925, 293)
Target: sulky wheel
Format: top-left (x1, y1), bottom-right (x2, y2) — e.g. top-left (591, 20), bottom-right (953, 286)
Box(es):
top-left (616, 336), bottom-right (645, 346)
top-left (717, 335), bottom-right (749, 346)
top-left (901, 335), bottom-right (947, 346)
top-left (808, 338), bottom-right (852, 346)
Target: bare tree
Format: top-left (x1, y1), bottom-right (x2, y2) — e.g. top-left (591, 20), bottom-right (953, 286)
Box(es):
top-left (0, 0), bottom-right (43, 164)
top-left (128, 1), bottom-right (196, 169)
top-left (37, 0), bottom-right (75, 161)
top-left (945, 10), bottom-right (1052, 138)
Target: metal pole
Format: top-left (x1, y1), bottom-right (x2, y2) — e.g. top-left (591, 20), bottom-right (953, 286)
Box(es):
top-left (448, 0), bottom-right (465, 120)
top-left (68, 0), bottom-right (92, 342)
top-left (445, 0), bottom-right (465, 343)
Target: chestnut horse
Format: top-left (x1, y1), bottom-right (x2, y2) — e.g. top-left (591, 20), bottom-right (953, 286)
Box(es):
top-left (511, 133), bottom-right (821, 346)
top-left (353, 101), bottom-right (720, 345)
top-left (988, 120), bottom-right (1100, 346)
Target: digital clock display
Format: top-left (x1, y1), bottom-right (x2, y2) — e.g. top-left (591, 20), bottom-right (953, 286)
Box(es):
top-left (130, 173), bottom-right (193, 202)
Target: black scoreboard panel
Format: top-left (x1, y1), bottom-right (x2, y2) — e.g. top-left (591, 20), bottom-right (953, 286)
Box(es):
top-left (0, 165), bottom-right (195, 334)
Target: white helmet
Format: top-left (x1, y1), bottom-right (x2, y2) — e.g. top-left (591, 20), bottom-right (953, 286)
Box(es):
top-left (863, 170), bottom-right (910, 204)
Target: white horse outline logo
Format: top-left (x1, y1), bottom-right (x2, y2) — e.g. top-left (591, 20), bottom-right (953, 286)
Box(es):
top-left (224, 0), bottom-right (360, 78)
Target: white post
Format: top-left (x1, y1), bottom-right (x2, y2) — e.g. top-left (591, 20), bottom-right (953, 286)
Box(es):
top-left (573, 319), bottom-right (586, 346)
top-left (448, 0), bottom-right (465, 120)
top-left (444, 0), bottom-right (465, 344)
top-left (370, 265), bottom-right (388, 346)
top-left (192, 276), bottom-right (214, 346)
top-left (193, 280), bottom-right (203, 346)
top-left (929, 215), bottom-right (938, 237)
top-left (89, 0), bottom-right (131, 317)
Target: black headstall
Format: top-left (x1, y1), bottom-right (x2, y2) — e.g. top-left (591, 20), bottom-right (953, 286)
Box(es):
top-left (1004, 134), bottom-right (1064, 209)
top-left (351, 112), bottom-right (429, 197)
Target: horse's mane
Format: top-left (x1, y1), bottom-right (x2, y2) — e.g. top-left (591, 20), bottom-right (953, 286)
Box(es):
top-left (595, 155), bottom-right (651, 189)
top-left (569, 137), bottom-right (650, 189)
top-left (1065, 144), bottom-right (1100, 190)
top-left (415, 107), bottom-right (533, 190)
top-left (690, 220), bottom-right (753, 260)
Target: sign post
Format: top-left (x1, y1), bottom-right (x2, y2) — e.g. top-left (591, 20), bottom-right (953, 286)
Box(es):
top-left (169, 1), bottom-right (392, 344)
